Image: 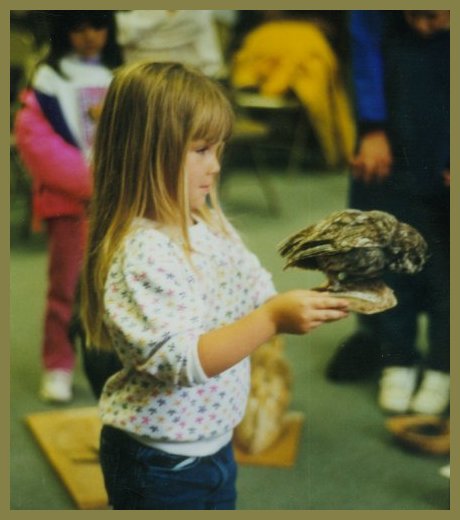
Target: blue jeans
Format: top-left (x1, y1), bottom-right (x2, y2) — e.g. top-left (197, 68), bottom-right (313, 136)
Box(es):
top-left (99, 425), bottom-right (237, 510)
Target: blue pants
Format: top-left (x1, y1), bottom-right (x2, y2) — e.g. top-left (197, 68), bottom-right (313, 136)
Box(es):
top-left (348, 24), bottom-right (450, 374)
top-left (349, 178), bottom-right (450, 372)
top-left (99, 425), bottom-right (237, 510)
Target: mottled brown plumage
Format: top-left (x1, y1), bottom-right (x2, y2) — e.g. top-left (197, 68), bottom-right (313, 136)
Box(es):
top-left (278, 209), bottom-right (428, 313)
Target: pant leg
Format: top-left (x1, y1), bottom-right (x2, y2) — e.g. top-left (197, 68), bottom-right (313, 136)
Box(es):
top-left (415, 202), bottom-right (450, 372)
top-left (205, 442), bottom-right (238, 510)
top-left (42, 216), bottom-right (87, 372)
top-left (349, 176), bottom-right (422, 367)
top-left (377, 193), bottom-right (449, 371)
top-left (348, 174), bottom-right (449, 372)
top-left (378, 271), bottom-right (421, 367)
top-left (425, 264), bottom-right (450, 372)
top-left (355, 313), bottom-right (381, 341)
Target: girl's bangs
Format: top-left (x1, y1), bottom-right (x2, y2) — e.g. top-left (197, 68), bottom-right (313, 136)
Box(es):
top-left (191, 93), bottom-right (234, 144)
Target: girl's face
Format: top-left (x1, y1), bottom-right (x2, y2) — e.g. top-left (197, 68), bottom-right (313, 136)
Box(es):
top-left (185, 140), bottom-right (221, 212)
top-left (69, 23), bottom-right (108, 59)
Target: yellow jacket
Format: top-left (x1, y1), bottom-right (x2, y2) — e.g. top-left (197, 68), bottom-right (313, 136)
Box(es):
top-left (231, 21), bottom-right (356, 168)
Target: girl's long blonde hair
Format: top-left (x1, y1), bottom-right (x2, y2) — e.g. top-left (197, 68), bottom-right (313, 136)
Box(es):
top-left (80, 61), bottom-right (234, 350)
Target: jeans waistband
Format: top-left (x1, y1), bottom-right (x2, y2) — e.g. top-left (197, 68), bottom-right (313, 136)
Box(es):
top-left (101, 425), bottom-right (231, 469)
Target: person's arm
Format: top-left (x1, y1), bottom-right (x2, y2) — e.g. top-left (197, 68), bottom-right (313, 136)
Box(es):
top-left (192, 11), bottom-right (225, 77)
top-left (14, 89), bottom-right (92, 200)
top-left (198, 290), bottom-right (349, 377)
top-left (106, 233), bottom-right (349, 386)
top-left (349, 11), bottom-right (393, 183)
top-left (196, 222), bottom-right (349, 376)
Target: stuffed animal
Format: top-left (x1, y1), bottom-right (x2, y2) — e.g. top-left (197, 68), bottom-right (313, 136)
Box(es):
top-left (234, 336), bottom-right (292, 454)
top-left (279, 209), bottom-right (428, 314)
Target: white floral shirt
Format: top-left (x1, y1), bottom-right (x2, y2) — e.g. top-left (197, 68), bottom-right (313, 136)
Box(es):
top-left (101, 217), bottom-right (276, 451)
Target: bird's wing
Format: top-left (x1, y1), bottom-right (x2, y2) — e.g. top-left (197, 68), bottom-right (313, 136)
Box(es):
top-left (278, 224), bottom-right (337, 270)
top-left (279, 209), bottom-right (398, 257)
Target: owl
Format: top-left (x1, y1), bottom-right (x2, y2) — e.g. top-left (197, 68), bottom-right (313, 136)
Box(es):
top-left (278, 209), bottom-right (428, 313)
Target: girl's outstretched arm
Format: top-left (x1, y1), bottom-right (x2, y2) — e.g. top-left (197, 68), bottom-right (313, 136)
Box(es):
top-left (198, 290), bottom-right (349, 377)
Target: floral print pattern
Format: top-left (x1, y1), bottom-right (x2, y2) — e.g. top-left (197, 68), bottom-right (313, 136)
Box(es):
top-left (101, 217), bottom-right (276, 444)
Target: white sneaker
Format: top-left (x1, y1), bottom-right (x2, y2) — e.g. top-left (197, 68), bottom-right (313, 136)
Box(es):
top-left (439, 464), bottom-right (450, 479)
top-left (410, 369), bottom-right (450, 415)
top-left (39, 370), bottom-right (73, 403)
top-left (378, 366), bottom-right (418, 414)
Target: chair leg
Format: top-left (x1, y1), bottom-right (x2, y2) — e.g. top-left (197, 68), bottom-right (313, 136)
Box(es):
top-left (250, 144), bottom-right (281, 216)
top-left (287, 111), bottom-right (310, 174)
top-left (222, 138), bottom-right (281, 216)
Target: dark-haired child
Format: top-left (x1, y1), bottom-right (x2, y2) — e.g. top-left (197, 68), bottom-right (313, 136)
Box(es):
top-left (14, 11), bottom-right (122, 402)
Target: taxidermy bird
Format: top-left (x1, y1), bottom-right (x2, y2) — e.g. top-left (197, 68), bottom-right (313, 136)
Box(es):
top-left (278, 209), bottom-right (428, 313)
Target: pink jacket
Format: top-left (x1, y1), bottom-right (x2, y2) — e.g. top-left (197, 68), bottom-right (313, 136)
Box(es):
top-left (14, 89), bottom-right (92, 230)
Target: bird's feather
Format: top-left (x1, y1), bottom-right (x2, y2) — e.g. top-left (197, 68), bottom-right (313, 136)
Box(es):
top-left (278, 209), bottom-right (427, 282)
top-left (278, 209), bottom-right (427, 313)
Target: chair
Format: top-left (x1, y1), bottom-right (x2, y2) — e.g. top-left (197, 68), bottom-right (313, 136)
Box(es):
top-left (224, 113), bottom-right (281, 215)
top-left (232, 89), bottom-right (310, 173)
top-left (222, 87), bottom-right (313, 216)
top-left (228, 20), bottom-right (356, 171)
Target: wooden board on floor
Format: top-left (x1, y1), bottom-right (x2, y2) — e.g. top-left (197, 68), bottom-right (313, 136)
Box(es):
top-left (25, 407), bottom-right (305, 509)
top-left (25, 407), bottom-right (108, 510)
top-left (234, 412), bottom-right (305, 468)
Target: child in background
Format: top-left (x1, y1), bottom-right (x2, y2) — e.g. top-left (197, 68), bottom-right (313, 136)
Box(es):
top-left (14, 11), bottom-right (122, 402)
top-left (115, 10), bottom-right (225, 77)
top-left (80, 61), bottom-right (349, 510)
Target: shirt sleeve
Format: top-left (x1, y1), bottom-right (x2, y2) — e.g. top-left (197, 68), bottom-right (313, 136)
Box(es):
top-left (226, 223), bottom-right (277, 307)
top-left (14, 89), bottom-right (92, 201)
top-left (350, 10), bottom-right (387, 126)
top-left (104, 231), bottom-right (209, 387)
top-left (116, 11), bottom-right (169, 46)
top-left (192, 10), bottom-right (225, 77)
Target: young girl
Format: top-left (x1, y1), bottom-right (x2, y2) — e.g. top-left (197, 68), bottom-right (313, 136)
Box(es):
top-left (80, 61), bottom-right (349, 510)
top-left (14, 11), bottom-right (122, 402)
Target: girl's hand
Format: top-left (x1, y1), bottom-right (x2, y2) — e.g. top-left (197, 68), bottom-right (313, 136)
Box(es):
top-left (263, 290), bottom-right (349, 335)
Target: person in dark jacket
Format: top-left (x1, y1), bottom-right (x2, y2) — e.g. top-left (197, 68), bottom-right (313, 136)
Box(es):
top-left (327, 11), bottom-right (450, 416)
